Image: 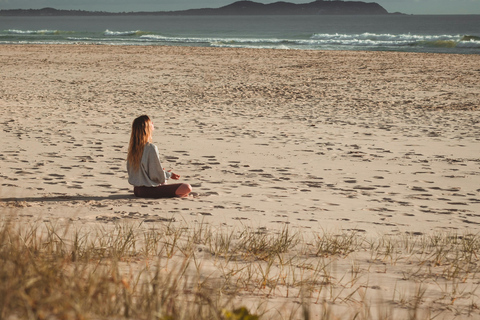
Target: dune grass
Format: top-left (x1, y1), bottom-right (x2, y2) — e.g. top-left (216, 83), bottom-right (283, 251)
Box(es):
top-left (1, 217), bottom-right (479, 319)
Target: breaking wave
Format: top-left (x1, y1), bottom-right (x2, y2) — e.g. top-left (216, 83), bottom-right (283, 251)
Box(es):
top-left (1, 28), bottom-right (478, 53)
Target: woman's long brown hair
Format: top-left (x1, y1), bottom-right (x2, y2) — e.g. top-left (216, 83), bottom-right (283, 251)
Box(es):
top-left (127, 115), bottom-right (152, 171)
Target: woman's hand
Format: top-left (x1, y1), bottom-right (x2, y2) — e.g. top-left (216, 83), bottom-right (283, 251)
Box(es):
top-left (165, 169), bottom-right (180, 180)
top-left (170, 171), bottom-right (180, 180)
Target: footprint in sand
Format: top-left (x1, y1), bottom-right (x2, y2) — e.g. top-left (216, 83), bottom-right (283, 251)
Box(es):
top-left (49, 173), bottom-right (65, 179)
top-left (444, 187), bottom-right (461, 192)
top-left (462, 219), bottom-right (480, 225)
top-left (353, 185), bottom-right (376, 190)
top-left (411, 186), bottom-right (428, 192)
top-left (96, 183), bottom-right (112, 188)
top-left (207, 159), bottom-right (221, 165)
top-left (325, 202), bottom-right (340, 206)
top-left (260, 173), bottom-right (275, 179)
top-left (165, 156), bottom-right (179, 163)
top-left (14, 170), bottom-right (35, 176)
top-left (173, 150), bottom-right (190, 156)
top-left (406, 231), bottom-right (423, 236)
top-left (67, 185), bottom-right (83, 189)
top-left (77, 156), bottom-right (95, 163)
top-left (2, 183), bottom-right (18, 187)
top-left (438, 197), bottom-right (451, 201)
top-left (144, 217), bottom-right (176, 222)
top-left (303, 181), bottom-right (322, 188)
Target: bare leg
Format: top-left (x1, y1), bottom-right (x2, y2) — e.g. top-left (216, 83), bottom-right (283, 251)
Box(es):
top-left (175, 183), bottom-right (192, 197)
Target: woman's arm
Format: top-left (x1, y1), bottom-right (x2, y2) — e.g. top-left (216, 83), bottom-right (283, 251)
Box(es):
top-left (145, 144), bottom-right (171, 184)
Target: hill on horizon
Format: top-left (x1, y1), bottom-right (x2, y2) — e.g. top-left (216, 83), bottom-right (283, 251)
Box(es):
top-left (0, 0), bottom-right (392, 16)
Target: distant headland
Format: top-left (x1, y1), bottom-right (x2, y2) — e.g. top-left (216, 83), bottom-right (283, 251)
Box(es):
top-left (0, 1), bottom-right (398, 16)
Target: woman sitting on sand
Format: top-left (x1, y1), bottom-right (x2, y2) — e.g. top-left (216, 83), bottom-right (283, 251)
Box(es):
top-left (127, 115), bottom-right (192, 198)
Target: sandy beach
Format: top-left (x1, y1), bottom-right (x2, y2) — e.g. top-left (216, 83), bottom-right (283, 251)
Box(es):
top-left (1, 45), bottom-right (480, 318)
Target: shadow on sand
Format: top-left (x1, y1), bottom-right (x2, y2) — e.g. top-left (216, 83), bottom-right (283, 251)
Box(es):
top-left (1, 194), bottom-right (136, 204)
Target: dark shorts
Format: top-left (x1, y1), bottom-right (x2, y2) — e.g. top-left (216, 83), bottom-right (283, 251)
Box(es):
top-left (133, 184), bottom-right (183, 198)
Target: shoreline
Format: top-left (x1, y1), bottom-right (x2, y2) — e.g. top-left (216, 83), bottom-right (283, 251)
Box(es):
top-left (1, 43), bottom-right (479, 56)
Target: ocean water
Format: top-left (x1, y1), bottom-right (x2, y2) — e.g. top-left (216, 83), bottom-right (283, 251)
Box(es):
top-left (0, 15), bottom-right (479, 54)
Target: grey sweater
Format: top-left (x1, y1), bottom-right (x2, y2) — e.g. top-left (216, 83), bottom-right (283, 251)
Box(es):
top-left (127, 143), bottom-right (172, 187)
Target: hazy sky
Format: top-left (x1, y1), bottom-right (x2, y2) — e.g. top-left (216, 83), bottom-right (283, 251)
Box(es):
top-left (0, 0), bottom-right (479, 15)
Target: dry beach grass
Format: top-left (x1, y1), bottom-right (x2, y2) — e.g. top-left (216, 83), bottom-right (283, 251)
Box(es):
top-left (1, 45), bottom-right (480, 319)
top-left (2, 219), bottom-right (480, 319)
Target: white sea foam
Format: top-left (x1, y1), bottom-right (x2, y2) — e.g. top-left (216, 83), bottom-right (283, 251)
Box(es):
top-left (1, 22), bottom-right (478, 54)
top-left (309, 32), bottom-right (464, 48)
top-left (140, 34), bottom-right (208, 43)
top-left (7, 29), bottom-right (59, 35)
top-left (139, 32), bottom-right (473, 50)
top-left (104, 29), bottom-right (143, 36)
top-left (456, 40), bottom-right (480, 48)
